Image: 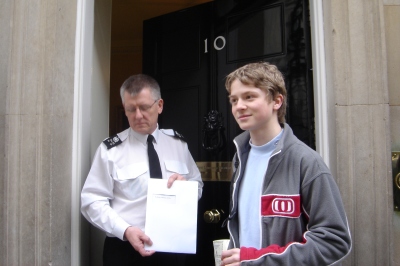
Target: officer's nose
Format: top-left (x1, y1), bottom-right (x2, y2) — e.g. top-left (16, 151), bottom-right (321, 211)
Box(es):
top-left (135, 109), bottom-right (144, 119)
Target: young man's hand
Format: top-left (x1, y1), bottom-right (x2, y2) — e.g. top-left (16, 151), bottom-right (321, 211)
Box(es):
top-left (221, 248), bottom-right (240, 266)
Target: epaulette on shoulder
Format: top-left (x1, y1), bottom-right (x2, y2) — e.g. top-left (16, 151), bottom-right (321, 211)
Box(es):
top-left (102, 129), bottom-right (129, 149)
top-left (103, 134), bottom-right (122, 149)
top-left (161, 129), bottom-right (186, 142)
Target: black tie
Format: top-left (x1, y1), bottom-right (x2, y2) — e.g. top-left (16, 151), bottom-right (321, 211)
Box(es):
top-left (147, 135), bottom-right (162, 178)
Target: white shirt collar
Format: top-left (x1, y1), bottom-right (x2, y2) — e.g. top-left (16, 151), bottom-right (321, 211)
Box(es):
top-left (129, 124), bottom-right (160, 145)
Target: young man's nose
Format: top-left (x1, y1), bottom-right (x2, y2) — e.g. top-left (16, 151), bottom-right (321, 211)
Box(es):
top-left (236, 99), bottom-right (247, 109)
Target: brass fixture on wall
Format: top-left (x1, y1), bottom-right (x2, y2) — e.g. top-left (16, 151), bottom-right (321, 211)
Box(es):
top-left (393, 152), bottom-right (400, 211)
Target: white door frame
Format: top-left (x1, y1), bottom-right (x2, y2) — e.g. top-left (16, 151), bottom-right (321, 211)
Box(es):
top-left (309, 0), bottom-right (330, 167)
top-left (72, 0), bottom-right (95, 265)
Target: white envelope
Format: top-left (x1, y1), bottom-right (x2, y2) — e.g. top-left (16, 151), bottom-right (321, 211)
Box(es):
top-left (144, 179), bottom-right (198, 254)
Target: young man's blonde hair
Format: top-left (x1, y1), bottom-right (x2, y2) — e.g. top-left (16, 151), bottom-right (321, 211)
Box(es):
top-left (225, 61), bottom-right (287, 124)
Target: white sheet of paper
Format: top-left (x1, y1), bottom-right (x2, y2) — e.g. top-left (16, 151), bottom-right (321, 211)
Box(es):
top-left (144, 179), bottom-right (198, 254)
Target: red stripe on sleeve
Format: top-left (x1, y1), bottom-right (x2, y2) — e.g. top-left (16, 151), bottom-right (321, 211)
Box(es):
top-left (240, 237), bottom-right (307, 261)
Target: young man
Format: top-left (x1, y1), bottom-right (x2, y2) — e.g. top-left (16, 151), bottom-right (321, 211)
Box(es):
top-left (81, 74), bottom-right (203, 266)
top-left (221, 62), bottom-right (351, 265)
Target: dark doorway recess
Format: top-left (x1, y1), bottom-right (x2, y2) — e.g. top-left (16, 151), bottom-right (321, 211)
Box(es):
top-left (142, 0), bottom-right (314, 264)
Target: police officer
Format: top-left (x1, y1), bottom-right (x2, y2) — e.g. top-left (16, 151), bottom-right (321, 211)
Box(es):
top-left (81, 74), bottom-right (203, 266)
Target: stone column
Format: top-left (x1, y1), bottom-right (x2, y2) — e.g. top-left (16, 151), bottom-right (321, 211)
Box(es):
top-left (385, 1), bottom-right (400, 265)
top-left (0, 1), bottom-right (77, 265)
top-left (323, 0), bottom-right (392, 264)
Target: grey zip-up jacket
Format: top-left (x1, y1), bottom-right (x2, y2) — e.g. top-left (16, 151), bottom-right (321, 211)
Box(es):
top-left (227, 123), bottom-right (352, 265)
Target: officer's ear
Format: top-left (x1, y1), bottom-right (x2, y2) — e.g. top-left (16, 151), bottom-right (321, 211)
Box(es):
top-left (157, 99), bottom-right (164, 114)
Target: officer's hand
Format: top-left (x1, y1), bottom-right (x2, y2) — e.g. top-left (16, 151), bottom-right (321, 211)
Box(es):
top-left (124, 226), bottom-right (155, 257)
top-left (221, 248), bottom-right (240, 266)
top-left (167, 173), bottom-right (186, 188)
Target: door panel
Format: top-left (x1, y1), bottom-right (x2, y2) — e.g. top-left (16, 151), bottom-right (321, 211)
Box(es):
top-left (162, 86), bottom-right (201, 157)
top-left (143, 3), bottom-right (212, 161)
top-left (143, 1), bottom-right (313, 265)
top-left (226, 4), bottom-right (284, 62)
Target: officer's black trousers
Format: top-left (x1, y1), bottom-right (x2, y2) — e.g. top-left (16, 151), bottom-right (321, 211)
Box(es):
top-left (103, 236), bottom-right (186, 266)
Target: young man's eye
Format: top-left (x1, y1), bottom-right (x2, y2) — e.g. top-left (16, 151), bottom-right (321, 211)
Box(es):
top-left (229, 98), bottom-right (237, 105)
top-left (246, 95), bottom-right (254, 100)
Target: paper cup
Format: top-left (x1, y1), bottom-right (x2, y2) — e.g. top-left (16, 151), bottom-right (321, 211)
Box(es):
top-left (213, 239), bottom-right (230, 266)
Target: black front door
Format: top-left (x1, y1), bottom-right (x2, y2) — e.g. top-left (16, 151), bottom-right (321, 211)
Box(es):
top-left (143, 0), bottom-right (314, 264)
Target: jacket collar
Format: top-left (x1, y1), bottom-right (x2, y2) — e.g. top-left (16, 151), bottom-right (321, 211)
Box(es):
top-left (233, 123), bottom-right (296, 158)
